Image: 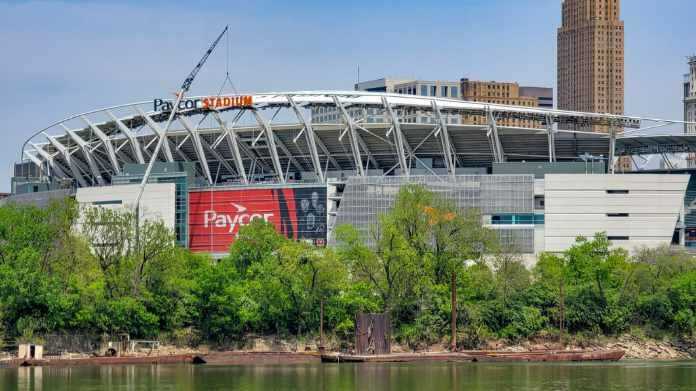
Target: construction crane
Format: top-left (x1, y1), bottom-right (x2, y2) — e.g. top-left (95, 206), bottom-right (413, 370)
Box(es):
top-left (134, 25), bottom-right (228, 213)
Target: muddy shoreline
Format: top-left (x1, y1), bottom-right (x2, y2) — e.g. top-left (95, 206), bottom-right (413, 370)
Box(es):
top-left (1, 334), bottom-right (693, 368)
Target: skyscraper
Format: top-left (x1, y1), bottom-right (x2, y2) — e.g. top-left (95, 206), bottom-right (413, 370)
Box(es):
top-left (685, 56), bottom-right (696, 135)
top-left (557, 0), bottom-right (624, 119)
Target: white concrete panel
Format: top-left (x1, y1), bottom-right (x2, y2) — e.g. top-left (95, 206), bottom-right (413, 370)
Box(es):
top-left (76, 183), bottom-right (176, 230)
top-left (545, 174), bottom-right (690, 191)
top-left (544, 174), bottom-right (688, 253)
top-left (534, 179), bottom-right (545, 196)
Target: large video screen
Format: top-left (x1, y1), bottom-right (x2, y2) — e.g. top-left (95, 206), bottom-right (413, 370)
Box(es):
top-left (189, 186), bottom-right (327, 253)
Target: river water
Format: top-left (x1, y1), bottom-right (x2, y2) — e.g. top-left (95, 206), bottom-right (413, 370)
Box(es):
top-left (1, 361), bottom-right (695, 390)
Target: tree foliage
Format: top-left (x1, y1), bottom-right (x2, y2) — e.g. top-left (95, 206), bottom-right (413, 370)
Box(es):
top-left (0, 186), bottom-right (693, 348)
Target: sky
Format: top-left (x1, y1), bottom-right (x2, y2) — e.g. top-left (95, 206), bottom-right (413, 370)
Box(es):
top-left (0, 0), bottom-right (694, 191)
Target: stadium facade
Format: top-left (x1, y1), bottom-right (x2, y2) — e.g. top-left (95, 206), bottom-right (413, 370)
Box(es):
top-left (8, 91), bottom-right (696, 259)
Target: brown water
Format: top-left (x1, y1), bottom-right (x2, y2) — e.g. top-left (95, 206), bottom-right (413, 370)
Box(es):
top-left (1, 361), bottom-right (695, 390)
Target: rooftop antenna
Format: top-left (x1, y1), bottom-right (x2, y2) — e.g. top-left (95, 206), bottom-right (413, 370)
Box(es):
top-left (134, 26), bottom-right (228, 216)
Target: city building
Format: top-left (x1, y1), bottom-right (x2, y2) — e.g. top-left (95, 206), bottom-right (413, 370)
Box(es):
top-left (460, 79), bottom-right (553, 128)
top-left (558, 0), bottom-right (624, 117)
top-left (520, 86), bottom-right (554, 109)
top-left (558, 0), bottom-right (627, 170)
top-left (354, 78), bottom-right (410, 93)
top-left (685, 56), bottom-right (696, 135)
top-left (391, 80), bottom-right (461, 124)
top-left (312, 78), bottom-right (460, 124)
top-left (684, 57), bottom-right (696, 167)
top-left (7, 90), bottom-right (695, 260)
top-left (312, 78), bottom-right (409, 124)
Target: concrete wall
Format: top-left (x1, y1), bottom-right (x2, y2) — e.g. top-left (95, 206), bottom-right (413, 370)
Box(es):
top-left (76, 183), bottom-right (176, 230)
top-left (544, 174), bottom-right (689, 253)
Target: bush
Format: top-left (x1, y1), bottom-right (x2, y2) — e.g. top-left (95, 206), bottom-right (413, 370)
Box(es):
top-left (673, 310), bottom-right (695, 336)
top-left (500, 306), bottom-right (547, 341)
top-left (637, 294), bottom-right (673, 329)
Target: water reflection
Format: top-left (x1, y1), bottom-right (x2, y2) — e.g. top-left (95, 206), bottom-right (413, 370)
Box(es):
top-left (1, 361), bottom-right (695, 390)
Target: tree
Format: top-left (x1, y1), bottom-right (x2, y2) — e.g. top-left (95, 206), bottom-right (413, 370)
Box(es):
top-left (426, 203), bottom-right (496, 350)
top-left (80, 206), bottom-right (176, 297)
top-left (336, 184), bottom-right (499, 350)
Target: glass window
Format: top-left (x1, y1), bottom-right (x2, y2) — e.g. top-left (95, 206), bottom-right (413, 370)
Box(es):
top-left (441, 86), bottom-right (448, 97)
top-left (420, 85), bottom-right (428, 96)
top-left (451, 86), bottom-right (459, 98)
top-left (431, 86), bottom-right (437, 96)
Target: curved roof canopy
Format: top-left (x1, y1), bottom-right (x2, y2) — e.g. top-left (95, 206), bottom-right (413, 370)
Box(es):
top-left (19, 91), bottom-right (696, 186)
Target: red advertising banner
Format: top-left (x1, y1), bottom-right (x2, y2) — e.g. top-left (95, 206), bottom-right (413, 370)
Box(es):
top-left (189, 186), bottom-right (327, 253)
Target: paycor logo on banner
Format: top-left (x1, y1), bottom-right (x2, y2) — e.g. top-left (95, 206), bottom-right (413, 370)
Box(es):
top-left (189, 187), bottom-right (328, 253)
top-left (203, 202), bottom-right (274, 234)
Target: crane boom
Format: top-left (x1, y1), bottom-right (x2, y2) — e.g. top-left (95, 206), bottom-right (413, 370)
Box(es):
top-left (181, 26), bottom-right (228, 92)
top-left (134, 25), bottom-right (228, 213)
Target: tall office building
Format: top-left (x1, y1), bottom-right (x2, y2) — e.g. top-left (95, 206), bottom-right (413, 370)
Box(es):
top-left (685, 57), bottom-right (696, 135)
top-left (558, 0), bottom-right (625, 169)
top-left (558, 0), bottom-right (624, 118)
top-left (684, 57), bottom-right (696, 167)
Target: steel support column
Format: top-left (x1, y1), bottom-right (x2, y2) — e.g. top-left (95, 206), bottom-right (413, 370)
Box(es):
top-left (608, 127), bottom-right (617, 174)
top-left (251, 109), bottom-right (285, 183)
top-left (333, 96), bottom-right (364, 176)
top-left (274, 135), bottom-right (305, 174)
top-left (212, 111), bottom-right (248, 184)
top-left (199, 136), bottom-right (238, 181)
top-left (61, 124), bottom-right (106, 185)
top-left (80, 115), bottom-right (121, 174)
top-left (106, 110), bottom-right (145, 164)
top-left (31, 144), bottom-right (69, 179)
top-left (178, 116), bottom-right (213, 185)
top-left (44, 135), bottom-right (88, 187)
top-left (431, 101), bottom-right (456, 176)
top-left (546, 115), bottom-right (556, 162)
top-left (288, 95), bottom-right (324, 183)
top-left (382, 97), bottom-right (409, 176)
top-left (486, 110), bottom-right (505, 163)
top-left (23, 150), bottom-right (45, 173)
top-left (135, 108), bottom-right (174, 162)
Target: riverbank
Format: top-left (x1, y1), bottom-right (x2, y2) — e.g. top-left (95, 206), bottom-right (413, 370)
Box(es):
top-left (194, 333), bottom-right (696, 361)
top-left (1, 334), bottom-right (692, 368)
top-left (189, 334), bottom-right (696, 360)
top-left (489, 335), bottom-right (696, 360)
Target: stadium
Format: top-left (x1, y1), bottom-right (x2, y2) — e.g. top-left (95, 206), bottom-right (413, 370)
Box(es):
top-left (9, 91), bottom-right (696, 259)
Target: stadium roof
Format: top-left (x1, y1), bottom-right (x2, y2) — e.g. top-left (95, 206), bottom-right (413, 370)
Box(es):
top-left (18, 91), bottom-right (696, 186)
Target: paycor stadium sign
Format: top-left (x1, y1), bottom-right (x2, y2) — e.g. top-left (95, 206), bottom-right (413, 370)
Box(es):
top-left (153, 95), bottom-right (253, 112)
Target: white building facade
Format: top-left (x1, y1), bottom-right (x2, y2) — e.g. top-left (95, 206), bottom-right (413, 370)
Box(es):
top-left (75, 183), bottom-right (177, 231)
top-left (543, 174), bottom-right (688, 253)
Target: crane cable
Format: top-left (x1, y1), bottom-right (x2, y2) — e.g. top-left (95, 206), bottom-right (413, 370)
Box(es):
top-left (217, 25), bottom-right (238, 96)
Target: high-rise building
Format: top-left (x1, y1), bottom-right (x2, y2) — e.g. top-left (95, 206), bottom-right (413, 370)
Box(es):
top-left (684, 56), bottom-right (696, 135)
top-left (558, 0), bottom-right (626, 169)
top-left (460, 79), bottom-right (553, 128)
top-left (557, 0), bottom-right (624, 118)
top-left (683, 57), bottom-right (696, 168)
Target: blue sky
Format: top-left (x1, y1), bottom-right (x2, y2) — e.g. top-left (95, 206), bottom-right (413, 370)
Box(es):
top-left (0, 0), bottom-right (693, 190)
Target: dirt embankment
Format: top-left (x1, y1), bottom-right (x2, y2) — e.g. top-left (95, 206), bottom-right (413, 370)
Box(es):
top-left (190, 334), bottom-right (696, 361)
top-left (483, 335), bottom-right (696, 360)
top-left (5, 334), bottom-right (690, 366)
